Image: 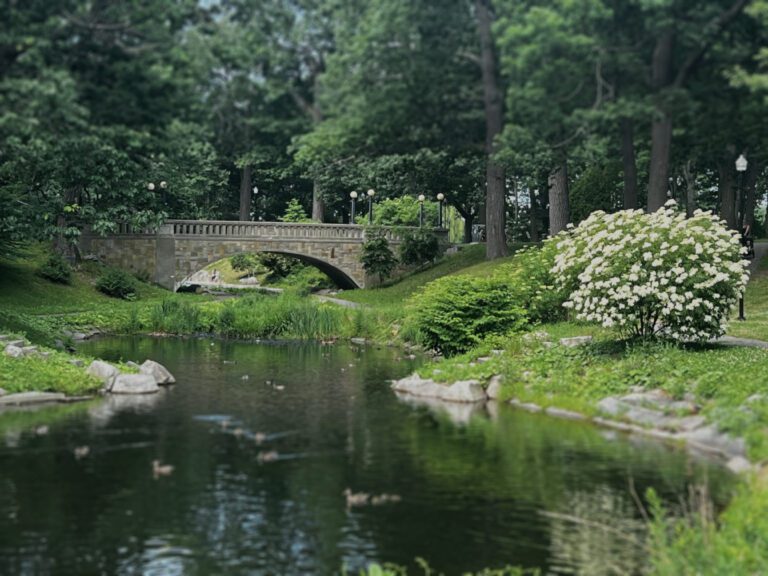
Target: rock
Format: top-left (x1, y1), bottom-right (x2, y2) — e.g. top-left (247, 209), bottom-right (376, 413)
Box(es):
top-left (54, 339), bottom-right (66, 350)
top-left (0, 335), bottom-right (11, 341)
top-left (21, 346), bottom-right (38, 357)
top-left (726, 456), bottom-right (754, 474)
top-left (110, 374), bottom-right (160, 395)
top-left (391, 374), bottom-right (486, 403)
top-left (86, 360), bottom-right (120, 388)
top-left (486, 375), bottom-right (503, 400)
top-left (508, 398), bottom-right (543, 413)
top-left (0, 388), bottom-right (5, 397)
top-left (125, 361), bottom-right (141, 369)
top-left (440, 380), bottom-right (486, 403)
top-left (4, 345), bottom-right (24, 358)
top-left (666, 415), bottom-right (706, 432)
top-left (5, 340), bottom-right (25, 349)
top-left (559, 336), bottom-right (593, 347)
top-left (350, 337), bottom-right (367, 345)
top-left (746, 394), bottom-right (764, 404)
top-left (71, 332), bottom-right (88, 341)
top-left (38, 352), bottom-right (51, 360)
top-left (596, 397), bottom-right (624, 416)
top-left (0, 392), bottom-right (66, 406)
top-left (682, 425), bottom-right (746, 458)
top-left (545, 407), bottom-right (587, 421)
top-left (140, 360), bottom-right (176, 385)
top-left (68, 359), bottom-right (85, 368)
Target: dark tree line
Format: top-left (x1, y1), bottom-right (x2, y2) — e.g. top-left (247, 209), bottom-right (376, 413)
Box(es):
top-left (1, 0), bottom-right (767, 260)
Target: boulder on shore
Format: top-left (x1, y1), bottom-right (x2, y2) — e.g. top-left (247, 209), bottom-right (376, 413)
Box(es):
top-left (86, 360), bottom-right (120, 388)
top-left (392, 374), bottom-right (486, 403)
top-left (140, 360), bottom-right (176, 385)
top-left (110, 374), bottom-right (160, 395)
top-left (4, 345), bottom-right (24, 358)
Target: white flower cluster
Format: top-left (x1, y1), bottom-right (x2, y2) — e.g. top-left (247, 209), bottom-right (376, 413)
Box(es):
top-left (551, 201), bottom-right (750, 342)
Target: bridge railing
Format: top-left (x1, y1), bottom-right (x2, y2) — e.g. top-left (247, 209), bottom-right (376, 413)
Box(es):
top-left (104, 220), bottom-right (449, 243)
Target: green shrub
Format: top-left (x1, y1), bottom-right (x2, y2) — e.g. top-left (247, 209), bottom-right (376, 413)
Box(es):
top-left (407, 274), bottom-right (528, 355)
top-left (258, 253), bottom-right (303, 279)
top-left (361, 229), bottom-right (397, 282)
top-left (38, 253), bottom-right (72, 284)
top-left (399, 228), bottom-right (441, 267)
top-left (95, 269), bottom-right (136, 299)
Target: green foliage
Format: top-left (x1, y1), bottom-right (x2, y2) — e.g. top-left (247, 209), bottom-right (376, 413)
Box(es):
top-left (38, 252), bottom-right (72, 285)
top-left (407, 274), bottom-right (529, 355)
top-left (649, 481), bottom-right (768, 575)
top-left (360, 196), bottom-right (439, 227)
top-left (148, 299), bottom-right (204, 334)
top-left (230, 252), bottom-right (262, 278)
top-left (95, 269), bottom-right (137, 300)
top-left (361, 230), bottom-right (398, 282)
top-left (258, 253), bottom-right (304, 280)
top-left (0, 348), bottom-right (101, 396)
top-left (569, 164), bottom-right (622, 224)
top-left (399, 228), bottom-right (441, 267)
top-left (279, 199), bottom-right (312, 223)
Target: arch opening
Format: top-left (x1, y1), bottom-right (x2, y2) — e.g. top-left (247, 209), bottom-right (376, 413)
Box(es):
top-left (178, 250), bottom-right (361, 291)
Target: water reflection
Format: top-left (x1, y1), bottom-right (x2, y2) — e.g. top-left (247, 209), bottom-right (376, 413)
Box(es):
top-left (0, 337), bottom-right (734, 575)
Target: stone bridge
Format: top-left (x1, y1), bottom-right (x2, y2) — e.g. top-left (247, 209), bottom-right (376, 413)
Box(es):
top-left (80, 220), bottom-right (449, 291)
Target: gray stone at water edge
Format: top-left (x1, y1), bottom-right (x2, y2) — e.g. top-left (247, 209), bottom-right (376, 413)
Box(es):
top-left (486, 375), bottom-right (503, 400)
top-left (4, 345), bottom-right (24, 358)
top-left (559, 336), bottom-right (593, 348)
top-left (140, 360), bottom-right (176, 385)
top-left (726, 456), bottom-right (753, 474)
top-left (110, 374), bottom-right (160, 395)
top-left (68, 359), bottom-right (85, 368)
top-left (350, 337), bottom-right (367, 345)
top-left (125, 361), bottom-right (141, 369)
top-left (0, 392), bottom-right (66, 406)
top-left (21, 346), bottom-right (38, 357)
top-left (86, 360), bottom-right (120, 388)
top-left (0, 388), bottom-right (6, 397)
top-left (440, 380), bottom-right (486, 403)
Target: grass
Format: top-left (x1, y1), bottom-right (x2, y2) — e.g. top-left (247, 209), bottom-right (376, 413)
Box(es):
top-left (336, 244), bottom-right (524, 307)
top-left (726, 241), bottom-right (768, 341)
top-left (0, 347), bottom-right (101, 396)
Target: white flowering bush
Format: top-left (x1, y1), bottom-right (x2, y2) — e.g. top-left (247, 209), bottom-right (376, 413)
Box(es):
top-left (552, 201), bottom-right (750, 342)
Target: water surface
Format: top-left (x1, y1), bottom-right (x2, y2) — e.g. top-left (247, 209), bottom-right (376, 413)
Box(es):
top-left (0, 337), bottom-right (734, 575)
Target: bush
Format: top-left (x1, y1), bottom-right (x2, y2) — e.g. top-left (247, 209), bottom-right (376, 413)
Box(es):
top-left (38, 253), bottom-right (72, 284)
top-left (95, 268), bottom-right (136, 299)
top-left (407, 274), bottom-right (528, 355)
top-left (361, 229), bottom-right (398, 282)
top-left (553, 201), bottom-right (749, 341)
top-left (258, 253), bottom-right (303, 279)
top-left (399, 228), bottom-right (441, 267)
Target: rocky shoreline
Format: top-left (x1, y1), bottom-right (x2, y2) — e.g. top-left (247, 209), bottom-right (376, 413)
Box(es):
top-left (392, 339), bottom-right (756, 475)
top-left (1, 333), bottom-right (177, 407)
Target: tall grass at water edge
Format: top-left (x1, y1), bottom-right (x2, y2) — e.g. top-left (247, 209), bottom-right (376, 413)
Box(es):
top-left (137, 293), bottom-right (385, 340)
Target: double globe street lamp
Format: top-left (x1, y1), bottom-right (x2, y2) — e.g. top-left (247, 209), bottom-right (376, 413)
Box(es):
top-left (736, 153), bottom-right (748, 321)
top-left (437, 192), bottom-right (445, 229)
top-left (418, 194), bottom-right (426, 227)
top-left (350, 190), bottom-right (358, 223)
top-left (367, 188), bottom-right (376, 224)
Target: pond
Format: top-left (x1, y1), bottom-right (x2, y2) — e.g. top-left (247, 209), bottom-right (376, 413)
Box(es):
top-left (0, 337), bottom-right (734, 575)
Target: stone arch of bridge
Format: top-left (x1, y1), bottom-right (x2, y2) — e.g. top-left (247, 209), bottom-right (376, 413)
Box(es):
top-left (179, 248), bottom-right (362, 290)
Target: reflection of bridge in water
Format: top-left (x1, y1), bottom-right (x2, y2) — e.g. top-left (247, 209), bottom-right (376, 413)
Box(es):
top-left (80, 220), bottom-right (449, 291)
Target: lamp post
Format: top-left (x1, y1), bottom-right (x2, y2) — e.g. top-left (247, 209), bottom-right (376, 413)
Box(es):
top-left (736, 154), bottom-right (748, 321)
top-left (253, 186), bottom-right (260, 220)
top-left (367, 188), bottom-right (375, 224)
top-left (418, 194), bottom-right (425, 227)
top-left (350, 190), bottom-right (358, 223)
top-left (437, 193), bottom-right (445, 228)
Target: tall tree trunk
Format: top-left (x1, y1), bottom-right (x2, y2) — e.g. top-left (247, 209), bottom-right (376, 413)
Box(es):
top-left (463, 214), bottom-right (474, 244)
top-left (742, 160), bottom-right (760, 229)
top-left (647, 30), bottom-right (675, 212)
top-left (529, 188), bottom-right (541, 243)
top-left (548, 159), bottom-right (570, 235)
top-left (312, 181), bottom-right (325, 222)
top-left (620, 118), bottom-right (638, 210)
top-left (718, 159), bottom-right (737, 229)
top-left (682, 160), bottom-right (697, 217)
top-left (476, 0), bottom-right (508, 259)
top-left (239, 165), bottom-right (252, 221)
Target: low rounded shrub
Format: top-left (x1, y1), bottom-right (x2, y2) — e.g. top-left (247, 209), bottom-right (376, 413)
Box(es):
top-left (95, 269), bottom-right (136, 299)
top-left (39, 253), bottom-right (72, 284)
top-left (553, 201), bottom-right (749, 341)
top-left (407, 274), bottom-right (528, 356)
